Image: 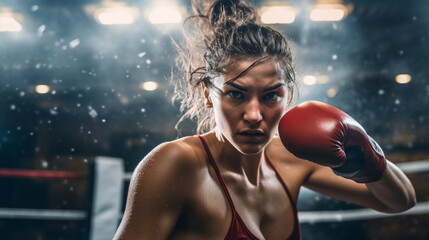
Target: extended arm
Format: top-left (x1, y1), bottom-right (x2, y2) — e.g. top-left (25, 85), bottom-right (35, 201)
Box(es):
top-left (279, 101), bottom-right (416, 213)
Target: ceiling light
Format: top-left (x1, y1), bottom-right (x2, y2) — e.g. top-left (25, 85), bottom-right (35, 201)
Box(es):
top-left (140, 81), bottom-right (158, 91)
top-left (395, 74), bottom-right (412, 84)
top-left (85, 2), bottom-right (139, 25)
top-left (0, 12), bottom-right (23, 32)
top-left (260, 6), bottom-right (297, 24)
top-left (303, 75), bottom-right (317, 85)
top-left (146, 6), bottom-right (183, 24)
top-left (35, 85), bottom-right (50, 94)
top-left (310, 4), bottom-right (348, 22)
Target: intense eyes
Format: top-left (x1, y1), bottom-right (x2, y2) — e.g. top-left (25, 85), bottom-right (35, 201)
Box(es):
top-left (226, 91), bottom-right (244, 99)
top-left (263, 92), bottom-right (281, 101)
top-left (224, 90), bottom-right (282, 101)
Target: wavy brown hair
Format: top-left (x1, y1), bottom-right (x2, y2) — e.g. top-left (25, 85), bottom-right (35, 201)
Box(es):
top-left (172, 0), bottom-right (297, 134)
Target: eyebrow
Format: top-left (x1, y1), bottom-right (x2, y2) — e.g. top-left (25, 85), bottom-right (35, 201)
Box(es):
top-left (224, 82), bottom-right (285, 92)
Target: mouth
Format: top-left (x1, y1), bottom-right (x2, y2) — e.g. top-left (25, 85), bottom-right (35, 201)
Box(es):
top-left (238, 130), bottom-right (265, 137)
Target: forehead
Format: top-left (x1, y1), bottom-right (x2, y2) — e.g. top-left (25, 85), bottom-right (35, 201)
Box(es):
top-left (222, 57), bottom-right (282, 85)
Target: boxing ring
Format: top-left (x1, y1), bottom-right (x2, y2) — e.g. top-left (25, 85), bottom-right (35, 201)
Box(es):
top-left (0, 158), bottom-right (428, 239)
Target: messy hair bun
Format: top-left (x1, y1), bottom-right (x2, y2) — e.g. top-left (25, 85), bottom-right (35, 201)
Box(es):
top-left (173, 0), bottom-right (297, 134)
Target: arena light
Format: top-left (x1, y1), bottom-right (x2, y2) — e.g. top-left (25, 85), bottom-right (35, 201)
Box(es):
top-left (145, 5), bottom-right (183, 24)
top-left (303, 75), bottom-right (317, 85)
top-left (140, 81), bottom-right (158, 91)
top-left (326, 86), bottom-right (338, 98)
top-left (0, 12), bottom-right (23, 32)
top-left (35, 85), bottom-right (50, 94)
top-left (310, 4), bottom-right (348, 22)
top-left (395, 74), bottom-right (412, 84)
top-left (260, 6), bottom-right (297, 24)
top-left (96, 6), bottom-right (139, 25)
top-left (85, 2), bottom-right (139, 25)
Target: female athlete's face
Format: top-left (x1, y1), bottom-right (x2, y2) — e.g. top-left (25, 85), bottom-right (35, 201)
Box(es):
top-left (205, 58), bottom-right (289, 154)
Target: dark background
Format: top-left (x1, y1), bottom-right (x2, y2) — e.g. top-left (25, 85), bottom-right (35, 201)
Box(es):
top-left (0, 0), bottom-right (428, 239)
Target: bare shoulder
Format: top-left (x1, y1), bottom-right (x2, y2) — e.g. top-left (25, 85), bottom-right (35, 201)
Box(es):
top-left (131, 135), bottom-right (207, 193)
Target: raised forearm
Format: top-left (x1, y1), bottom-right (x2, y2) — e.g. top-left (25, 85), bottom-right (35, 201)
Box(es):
top-left (366, 160), bottom-right (416, 213)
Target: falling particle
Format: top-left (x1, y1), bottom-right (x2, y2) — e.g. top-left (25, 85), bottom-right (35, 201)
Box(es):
top-left (35, 63), bottom-right (41, 69)
top-left (17, 126), bottom-right (21, 131)
top-left (332, 23), bottom-right (337, 30)
top-left (62, 45), bottom-right (68, 50)
top-left (19, 91), bottom-right (25, 97)
top-left (114, 55), bottom-right (118, 60)
top-left (146, 59), bottom-right (151, 64)
top-left (10, 104), bottom-right (16, 110)
top-left (101, 119), bottom-right (106, 123)
top-left (70, 148), bottom-right (75, 152)
top-left (332, 54), bottom-right (338, 60)
top-left (399, 50), bottom-right (404, 55)
top-left (69, 39), bottom-right (80, 48)
top-left (141, 108), bottom-right (146, 113)
top-left (327, 65), bottom-right (333, 72)
top-left (140, 39), bottom-right (146, 43)
top-left (51, 90), bottom-right (56, 95)
top-left (50, 109), bottom-right (58, 115)
top-left (412, 16), bottom-right (417, 21)
top-left (378, 89), bottom-right (385, 95)
top-left (31, 5), bottom-right (39, 12)
top-left (136, 65), bottom-right (141, 69)
top-left (77, 103), bottom-right (81, 107)
top-left (88, 106), bottom-right (98, 118)
top-left (89, 109), bottom-right (97, 118)
top-left (41, 160), bottom-right (48, 168)
top-left (138, 52), bottom-right (146, 58)
top-left (37, 25), bottom-right (46, 38)
top-left (394, 99), bottom-right (400, 105)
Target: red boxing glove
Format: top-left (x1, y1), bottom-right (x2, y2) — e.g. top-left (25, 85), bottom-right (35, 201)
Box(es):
top-left (278, 101), bottom-right (386, 183)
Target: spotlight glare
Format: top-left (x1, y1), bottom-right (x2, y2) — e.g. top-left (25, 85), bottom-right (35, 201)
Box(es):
top-left (303, 75), bottom-right (317, 85)
top-left (327, 87), bottom-right (338, 98)
top-left (0, 15), bottom-right (22, 32)
top-left (35, 85), bottom-right (50, 94)
top-left (310, 4), bottom-right (347, 22)
top-left (395, 74), bottom-right (412, 84)
top-left (95, 6), bottom-right (139, 25)
top-left (147, 6), bottom-right (182, 24)
top-left (140, 81), bottom-right (158, 91)
top-left (260, 6), bottom-right (297, 24)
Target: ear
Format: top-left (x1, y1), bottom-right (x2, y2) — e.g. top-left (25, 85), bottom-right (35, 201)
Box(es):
top-left (201, 83), bottom-right (213, 108)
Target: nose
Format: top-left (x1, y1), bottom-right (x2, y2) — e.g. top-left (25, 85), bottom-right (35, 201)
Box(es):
top-left (243, 98), bottom-right (263, 124)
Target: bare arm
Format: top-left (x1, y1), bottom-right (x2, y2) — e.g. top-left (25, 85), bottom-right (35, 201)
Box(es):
top-left (113, 141), bottom-right (199, 239)
top-left (304, 160), bottom-right (416, 213)
top-left (365, 160), bottom-right (416, 213)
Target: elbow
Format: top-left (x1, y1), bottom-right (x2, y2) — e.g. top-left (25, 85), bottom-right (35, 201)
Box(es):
top-left (385, 189), bottom-right (417, 214)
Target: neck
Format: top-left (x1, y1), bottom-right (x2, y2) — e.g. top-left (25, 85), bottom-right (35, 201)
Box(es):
top-left (204, 132), bottom-right (266, 185)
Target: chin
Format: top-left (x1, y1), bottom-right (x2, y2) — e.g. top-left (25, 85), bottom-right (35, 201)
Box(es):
top-left (235, 142), bottom-right (267, 155)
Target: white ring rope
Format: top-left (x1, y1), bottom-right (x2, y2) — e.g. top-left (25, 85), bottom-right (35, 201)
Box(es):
top-left (0, 160), bottom-right (427, 222)
top-left (298, 201), bottom-right (429, 223)
top-left (0, 208), bottom-right (86, 220)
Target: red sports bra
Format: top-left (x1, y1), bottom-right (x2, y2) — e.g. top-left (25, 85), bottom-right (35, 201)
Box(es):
top-left (197, 135), bottom-right (301, 240)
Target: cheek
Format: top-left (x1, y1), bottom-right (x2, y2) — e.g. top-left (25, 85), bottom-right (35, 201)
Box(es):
top-left (266, 104), bottom-right (287, 124)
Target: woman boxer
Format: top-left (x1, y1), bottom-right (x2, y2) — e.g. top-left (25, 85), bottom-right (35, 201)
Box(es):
top-left (114, 0), bottom-right (416, 239)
